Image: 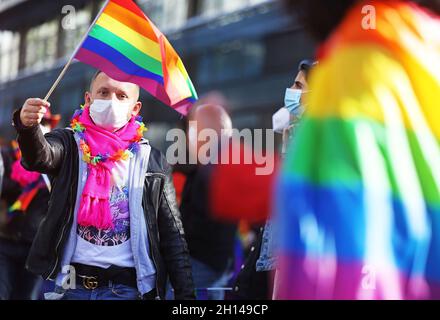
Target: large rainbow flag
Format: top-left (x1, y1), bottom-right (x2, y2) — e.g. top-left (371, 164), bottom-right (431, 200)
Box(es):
top-left (74, 0), bottom-right (198, 115)
top-left (275, 0), bottom-right (440, 299)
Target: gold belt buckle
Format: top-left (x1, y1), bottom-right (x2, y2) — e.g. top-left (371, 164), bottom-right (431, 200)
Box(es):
top-left (82, 276), bottom-right (99, 290)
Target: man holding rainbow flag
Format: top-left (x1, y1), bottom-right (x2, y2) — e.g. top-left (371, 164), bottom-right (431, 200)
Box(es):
top-left (11, 0), bottom-right (196, 300)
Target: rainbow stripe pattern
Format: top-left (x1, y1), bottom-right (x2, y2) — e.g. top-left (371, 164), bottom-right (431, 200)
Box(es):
top-left (75, 0), bottom-right (198, 115)
top-left (275, 0), bottom-right (440, 299)
top-left (8, 141), bottom-right (46, 217)
top-left (8, 179), bottom-right (46, 216)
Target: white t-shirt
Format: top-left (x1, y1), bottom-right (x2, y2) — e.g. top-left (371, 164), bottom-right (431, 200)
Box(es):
top-left (72, 159), bottom-right (135, 268)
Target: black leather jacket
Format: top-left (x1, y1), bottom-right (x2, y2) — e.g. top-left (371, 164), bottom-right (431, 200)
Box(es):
top-left (12, 110), bottom-right (195, 300)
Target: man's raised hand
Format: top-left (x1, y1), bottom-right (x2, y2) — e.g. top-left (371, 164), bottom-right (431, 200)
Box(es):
top-left (20, 98), bottom-right (50, 127)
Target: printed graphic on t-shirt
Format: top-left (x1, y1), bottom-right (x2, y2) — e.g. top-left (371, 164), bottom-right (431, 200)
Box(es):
top-left (78, 186), bottom-right (130, 246)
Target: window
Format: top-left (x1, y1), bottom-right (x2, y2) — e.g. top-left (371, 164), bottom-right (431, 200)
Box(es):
top-left (0, 31), bottom-right (19, 82)
top-left (162, 0), bottom-right (190, 30)
top-left (199, 0), bottom-right (270, 17)
top-left (0, 0), bottom-right (23, 10)
top-left (25, 19), bottom-right (57, 71)
top-left (138, 0), bottom-right (189, 31)
top-left (197, 40), bottom-right (265, 86)
top-left (61, 4), bottom-right (92, 57)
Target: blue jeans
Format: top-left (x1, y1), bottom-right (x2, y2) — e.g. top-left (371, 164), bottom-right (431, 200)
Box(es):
top-left (191, 258), bottom-right (233, 301)
top-left (0, 238), bottom-right (42, 300)
top-left (54, 283), bottom-right (141, 300)
top-left (165, 258), bottom-right (232, 300)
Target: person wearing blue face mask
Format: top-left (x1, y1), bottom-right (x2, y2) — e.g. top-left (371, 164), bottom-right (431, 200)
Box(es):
top-left (273, 59), bottom-right (317, 156)
top-left (232, 59), bottom-right (317, 300)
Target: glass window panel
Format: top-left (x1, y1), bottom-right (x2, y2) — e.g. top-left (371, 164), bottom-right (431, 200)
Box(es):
top-left (162, 0), bottom-right (189, 30)
top-left (0, 31), bottom-right (19, 82)
top-left (197, 39), bottom-right (265, 85)
top-left (137, 0), bottom-right (166, 28)
top-left (25, 19), bottom-right (57, 70)
top-left (199, 0), bottom-right (270, 17)
top-left (138, 0), bottom-right (189, 31)
top-left (62, 4), bottom-right (92, 57)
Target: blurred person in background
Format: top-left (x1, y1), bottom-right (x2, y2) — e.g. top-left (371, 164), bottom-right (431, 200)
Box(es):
top-left (0, 110), bottom-right (60, 300)
top-left (0, 140), bottom-right (5, 233)
top-left (0, 144), bottom-right (3, 197)
top-left (274, 0), bottom-right (440, 299)
top-left (174, 103), bottom-right (238, 300)
top-left (232, 59), bottom-right (317, 300)
top-left (172, 92), bottom-right (231, 208)
top-left (273, 60), bottom-right (318, 157)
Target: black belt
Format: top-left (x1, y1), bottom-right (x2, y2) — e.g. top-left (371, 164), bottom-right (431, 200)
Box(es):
top-left (72, 263), bottom-right (138, 290)
top-left (72, 263), bottom-right (158, 299)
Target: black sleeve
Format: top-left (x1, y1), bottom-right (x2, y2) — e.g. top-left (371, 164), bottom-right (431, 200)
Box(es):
top-left (12, 109), bottom-right (65, 176)
top-left (157, 154), bottom-right (195, 300)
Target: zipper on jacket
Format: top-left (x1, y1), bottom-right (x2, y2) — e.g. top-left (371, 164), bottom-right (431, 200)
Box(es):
top-left (145, 172), bottom-right (166, 224)
top-left (143, 176), bottom-right (162, 300)
top-left (146, 218), bottom-right (161, 300)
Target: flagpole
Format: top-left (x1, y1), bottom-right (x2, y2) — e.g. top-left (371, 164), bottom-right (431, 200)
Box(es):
top-left (44, 0), bottom-right (110, 102)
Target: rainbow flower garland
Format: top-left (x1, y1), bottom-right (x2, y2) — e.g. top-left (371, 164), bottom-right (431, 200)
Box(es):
top-left (70, 105), bottom-right (147, 166)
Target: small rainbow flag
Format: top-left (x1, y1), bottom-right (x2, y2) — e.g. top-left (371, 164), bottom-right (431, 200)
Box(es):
top-left (275, 0), bottom-right (440, 299)
top-left (8, 179), bottom-right (46, 216)
top-left (8, 140), bottom-right (47, 217)
top-left (74, 0), bottom-right (198, 115)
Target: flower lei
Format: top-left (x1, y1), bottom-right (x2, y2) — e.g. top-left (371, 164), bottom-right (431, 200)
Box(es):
top-left (70, 105), bottom-right (147, 166)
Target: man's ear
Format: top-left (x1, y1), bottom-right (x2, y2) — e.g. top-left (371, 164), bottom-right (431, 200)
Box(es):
top-left (84, 92), bottom-right (92, 106)
top-left (132, 101), bottom-right (142, 117)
